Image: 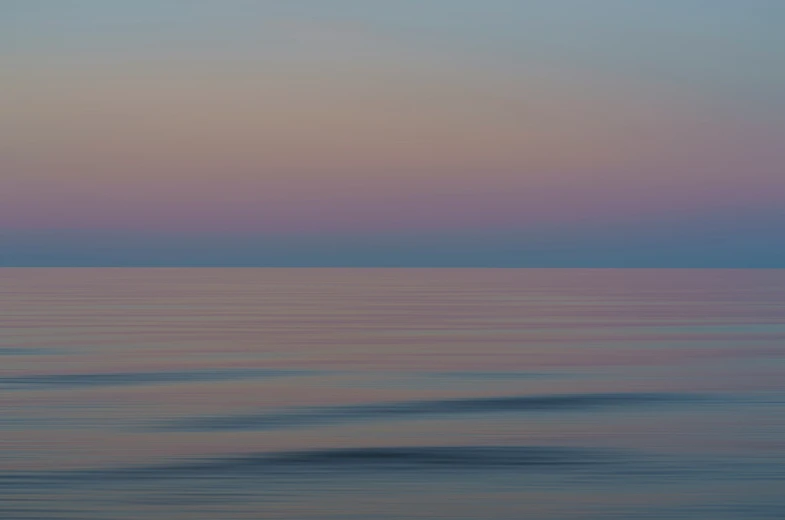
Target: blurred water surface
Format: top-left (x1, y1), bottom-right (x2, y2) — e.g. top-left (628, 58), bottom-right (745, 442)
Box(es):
top-left (1, 268), bottom-right (784, 519)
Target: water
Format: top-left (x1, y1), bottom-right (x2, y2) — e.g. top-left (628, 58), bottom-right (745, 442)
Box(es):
top-left (1, 268), bottom-right (784, 520)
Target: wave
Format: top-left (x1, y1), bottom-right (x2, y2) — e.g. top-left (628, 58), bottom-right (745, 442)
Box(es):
top-left (0, 446), bottom-right (622, 496)
top-left (0, 368), bottom-right (312, 389)
top-left (0, 347), bottom-right (55, 356)
top-left (97, 445), bottom-right (621, 480)
top-left (159, 392), bottom-right (702, 431)
top-left (427, 370), bottom-right (562, 380)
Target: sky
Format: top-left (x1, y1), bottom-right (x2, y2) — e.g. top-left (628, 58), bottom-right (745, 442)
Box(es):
top-left (2, 0), bottom-right (784, 266)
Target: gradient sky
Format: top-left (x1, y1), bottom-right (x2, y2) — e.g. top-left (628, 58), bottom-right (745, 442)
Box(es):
top-left (2, 0), bottom-right (784, 266)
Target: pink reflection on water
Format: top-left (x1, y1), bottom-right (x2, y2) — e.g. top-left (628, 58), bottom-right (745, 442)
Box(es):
top-left (2, 268), bottom-right (784, 471)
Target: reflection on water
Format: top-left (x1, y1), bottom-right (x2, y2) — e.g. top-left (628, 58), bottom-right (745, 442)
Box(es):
top-left (1, 268), bottom-right (784, 519)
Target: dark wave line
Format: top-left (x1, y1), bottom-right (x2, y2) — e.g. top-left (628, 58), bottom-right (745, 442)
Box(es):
top-left (0, 347), bottom-right (56, 356)
top-left (0, 446), bottom-right (621, 492)
top-left (427, 370), bottom-right (563, 380)
top-left (105, 445), bottom-right (621, 479)
top-left (159, 392), bottom-right (702, 431)
top-left (0, 368), bottom-right (313, 389)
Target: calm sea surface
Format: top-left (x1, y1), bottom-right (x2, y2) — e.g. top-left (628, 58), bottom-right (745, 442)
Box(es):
top-left (2, 268), bottom-right (785, 519)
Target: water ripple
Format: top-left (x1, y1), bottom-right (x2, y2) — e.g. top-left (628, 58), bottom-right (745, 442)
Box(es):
top-left (0, 348), bottom-right (56, 356)
top-left (159, 392), bottom-right (704, 431)
top-left (94, 445), bottom-right (621, 480)
top-left (0, 368), bottom-right (313, 389)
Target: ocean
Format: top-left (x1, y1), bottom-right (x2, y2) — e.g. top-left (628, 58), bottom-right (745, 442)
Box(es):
top-left (2, 268), bottom-right (784, 519)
